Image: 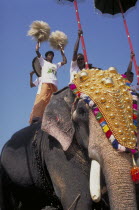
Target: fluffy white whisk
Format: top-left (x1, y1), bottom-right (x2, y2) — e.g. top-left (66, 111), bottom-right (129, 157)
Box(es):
top-left (27, 20), bottom-right (50, 42)
top-left (49, 31), bottom-right (68, 50)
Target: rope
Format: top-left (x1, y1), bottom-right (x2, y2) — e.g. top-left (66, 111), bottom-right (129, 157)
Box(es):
top-left (32, 127), bottom-right (62, 209)
top-left (67, 194), bottom-right (81, 210)
top-left (32, 129), bottom-right (53, 192)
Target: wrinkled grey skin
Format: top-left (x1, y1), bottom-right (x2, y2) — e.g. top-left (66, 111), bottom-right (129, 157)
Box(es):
top-left (1, 87), bottom-right (103, 210)
top-left (1, 87), bottom-right (138, 209)
top-left (42, 87), bottom-right (139, 210)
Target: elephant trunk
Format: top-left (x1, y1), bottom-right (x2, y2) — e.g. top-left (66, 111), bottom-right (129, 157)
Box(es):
top-left (89, 111), bottom-right (137, 210)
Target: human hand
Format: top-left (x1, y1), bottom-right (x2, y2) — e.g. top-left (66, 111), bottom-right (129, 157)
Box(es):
top-left (130, 51), bottom-right (135, 60)
top-left (58, 43), bottom-right (64, 53)
top-left (30, 71), bottom-right (35, 76)
top-left (36, 42), bottom-right (40, 51)
top-left (78, 29), bottom-right (83, 37)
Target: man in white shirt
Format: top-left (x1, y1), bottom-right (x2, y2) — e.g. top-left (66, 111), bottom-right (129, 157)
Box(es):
top-left (70, 30), bottom-right (99, 83)
top-left (29, 42), bottom-right (67, 124)
top-left (70, 30), bottom-right (85, 83)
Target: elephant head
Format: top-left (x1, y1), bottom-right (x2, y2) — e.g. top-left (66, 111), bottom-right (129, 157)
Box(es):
top-left (42, 69), bottom-right (139, 209)
top-left (42, 87), bottom-right (89, 151)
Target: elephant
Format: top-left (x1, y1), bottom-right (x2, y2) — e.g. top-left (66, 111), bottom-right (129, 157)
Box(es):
top-left (0, 87), bottom-right (110, 210)
top-left (1, 84), bottom-right (139, 209)
top-left (41, 85), bottom-right (139, 210)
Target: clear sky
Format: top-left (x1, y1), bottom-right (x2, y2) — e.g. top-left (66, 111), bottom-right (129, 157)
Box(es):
top-left (1, 0), bottom-right (139, 151)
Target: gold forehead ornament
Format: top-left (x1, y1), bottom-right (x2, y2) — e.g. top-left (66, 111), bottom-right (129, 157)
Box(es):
top-left (73, 68), bottom-right (136, 149)
top-left (101, 77), bottom-right (114, 87)
top-left (79, 71), bottom-right (89, 81)
top-left (107, 67), bottom-right (118, 74)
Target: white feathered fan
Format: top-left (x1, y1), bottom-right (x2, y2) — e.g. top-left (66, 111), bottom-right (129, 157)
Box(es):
top-left (48, 31), bottom-right (68, 50)
top-left (27, 20), bottom-right (50, 44)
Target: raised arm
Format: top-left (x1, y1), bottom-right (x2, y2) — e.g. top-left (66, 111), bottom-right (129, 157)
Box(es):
top-left (35, 42), bottom-right (41, 58)
top-left (126, 52), bottom-right (135, 73)
top-left (59, 44), bottom-right (67, 66)
top-left (30, 71), bottom-right (35, 88)
top-left (72, 29), bottom-right (83, 61)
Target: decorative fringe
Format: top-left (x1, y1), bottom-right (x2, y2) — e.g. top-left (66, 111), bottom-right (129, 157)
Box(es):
top-left (130, 155), bottom-right (139, 184)
top-left (27, 20), bottom-right (50, 42)
top-left (69, 72), bottom-right (139, 184)
top-left (69, 83), bottom-right (138, 154)
top-left (49, 30), bottom-right (68, 50)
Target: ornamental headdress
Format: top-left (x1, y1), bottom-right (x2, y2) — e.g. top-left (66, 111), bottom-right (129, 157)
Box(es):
top-left (69, 67), bottom-right (139, 183)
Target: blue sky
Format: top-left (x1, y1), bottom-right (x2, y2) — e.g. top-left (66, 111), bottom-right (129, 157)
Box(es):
top-left (1, 0), bottom-right (139, 150)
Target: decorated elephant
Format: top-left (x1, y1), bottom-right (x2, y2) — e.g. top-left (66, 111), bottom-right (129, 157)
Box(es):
top-left (1, 67), bottom-right (139, 209)
top-left (41, 67), bottom-right (139, 209)
top-left (0, 87), bottom-right (110, 210)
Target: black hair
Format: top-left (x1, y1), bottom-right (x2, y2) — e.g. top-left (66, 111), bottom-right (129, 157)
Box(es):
top-left (77, 53), bottom-right (84, 58)
top-left (124, 71), bottom-right (134, 75)
top-left (45, 51), bottom-right (54, 58)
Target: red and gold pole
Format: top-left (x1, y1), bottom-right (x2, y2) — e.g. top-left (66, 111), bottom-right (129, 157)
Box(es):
top-left (74, 0), bottom-right (89, 69)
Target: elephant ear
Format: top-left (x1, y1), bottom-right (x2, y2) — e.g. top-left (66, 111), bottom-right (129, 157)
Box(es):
top-left (41, 87), bottom-right (75, 151)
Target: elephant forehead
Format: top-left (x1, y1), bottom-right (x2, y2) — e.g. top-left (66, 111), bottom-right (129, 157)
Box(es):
top-left (45, 100), bottom-right (71, 120)
top-left (46, 88), bottom-right (74, 111)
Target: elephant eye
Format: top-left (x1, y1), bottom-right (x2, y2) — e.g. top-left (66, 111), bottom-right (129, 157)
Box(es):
top-left (78, 107), bottom-right (86, 115)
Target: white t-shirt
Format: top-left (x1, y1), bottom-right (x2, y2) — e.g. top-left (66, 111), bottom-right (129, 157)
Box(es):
top-left (70, 60), bottom-right (80, 83)
top-left (38, 56), bottom-right (62, 87)
top-left (33, 77), bottom-right (42, 94)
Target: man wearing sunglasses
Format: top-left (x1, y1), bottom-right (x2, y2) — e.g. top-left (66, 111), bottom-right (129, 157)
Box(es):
top-left (70, 30), bottom-right (88, 83)
top-left (70, 30), bottom-right (98, 83)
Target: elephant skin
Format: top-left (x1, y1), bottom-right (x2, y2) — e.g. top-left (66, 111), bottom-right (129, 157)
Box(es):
top-left (42, 87), bottom-right (139, 210)
top-left (88, 111), bottom-right (138, 209)
top-left (1, 87), bottom-right (138, 209)
top-left (0, 87), bottom-right (94, 210)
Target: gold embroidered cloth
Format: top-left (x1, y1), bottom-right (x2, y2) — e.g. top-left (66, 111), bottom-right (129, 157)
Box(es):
top-left (73, 68), bottom-right (137, 149)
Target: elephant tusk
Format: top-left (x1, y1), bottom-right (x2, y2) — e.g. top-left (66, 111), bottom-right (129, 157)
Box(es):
top-left (90, 160), bottom-right (101, 203)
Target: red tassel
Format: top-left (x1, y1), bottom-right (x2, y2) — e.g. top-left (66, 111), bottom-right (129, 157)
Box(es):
top-left (130, 166), bottom-right (139, 184)
top-left (130, 154), bottom-right (139, 184)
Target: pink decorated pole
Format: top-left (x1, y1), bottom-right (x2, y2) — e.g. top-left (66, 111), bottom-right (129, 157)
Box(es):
top-left (118, 0), bottom-right (139, 83)
top-left (73, 0), bottom-right (89, 69)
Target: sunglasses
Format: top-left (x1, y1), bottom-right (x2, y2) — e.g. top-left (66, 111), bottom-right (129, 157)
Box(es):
top-left (77, 58), bottom-right (84, 61)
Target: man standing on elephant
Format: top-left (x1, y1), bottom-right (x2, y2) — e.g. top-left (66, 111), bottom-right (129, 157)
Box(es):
top-left (123, 52), bottom-right (139, 92)
top-left (124, 51), bottom-right (135, 83)
top-left (29, 42), bottom-right (67, 124)
top-left (70, 30), bottom-right (86, 83)
top-left (70, 30), bottom-right (100, 83)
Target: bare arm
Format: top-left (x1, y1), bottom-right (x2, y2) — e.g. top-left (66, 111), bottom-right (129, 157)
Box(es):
top-left (126, 52), bottom-right (135, 73)
top-left (72, 29), bottom-right (83, 61)
top-left (59, 44), bottom-right (67, 66)
top-left (30, 71), bottom-right (35, 88)
top-left (35, 42), bottom-right (41, 58)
